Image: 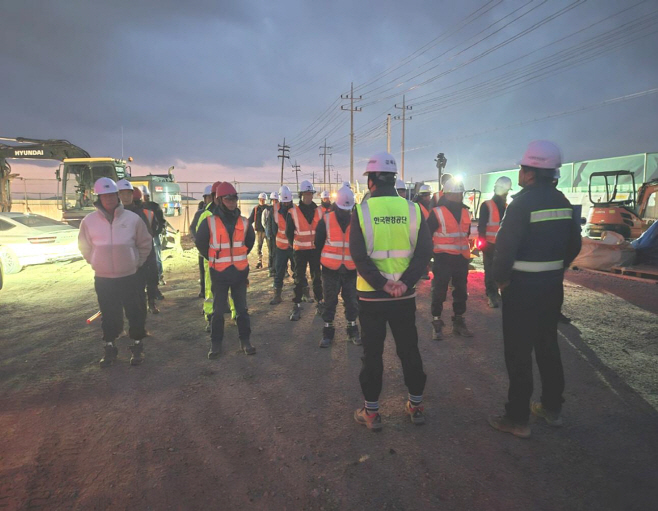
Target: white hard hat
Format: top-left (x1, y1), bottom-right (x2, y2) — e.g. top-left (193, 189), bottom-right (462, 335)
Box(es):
top-left (116, 179), bottom-right (133, 191)
top-left (342, 181), bottom-right (351, 189)
top-left (258, 192), bottom-right (267, 200)
top-left (270, 191), bottom-right (279, 201)
top-left (279, 185), bottom-right (293, 202)
top-left (299, 180), bottom-right (315, 193)
top-left (443, 177), bottom-right (465, 194)
top-left (418, 184), bottom-right (432, 195)
top-left (364, 151), bottom-right (397, 175)
top-left (94, 177), bottom-right (119, 195)
top-left (494, 176), bottom-right (512, 195)
top-left (320, 190), bottom-right (331, 199)
top-left (141, 185), bottom-right (150, 196)
top-left (335, 186), bottom-right (355, 211)
top-left (519, 140), bottom-right (562, 169)
top-left (395, 178), bottom-right (406, 190)
top-left (203, 185), bottom-right (213, 196)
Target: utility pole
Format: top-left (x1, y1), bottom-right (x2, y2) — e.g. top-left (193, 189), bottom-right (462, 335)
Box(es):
top-left (341, 82), bottom-right (362, 185)
top-left (435, 153), bottom-right (447, 190)
top-left (394, 95), bottom-right (412, 180)
top-left (292, 161), bottom-right (301, 193)
top-left (386, 114), bottom-right (391, 153)
top-left (319, 139), bottom-right (332, 189)
top-left (278, 138), bottom-right (290, 187)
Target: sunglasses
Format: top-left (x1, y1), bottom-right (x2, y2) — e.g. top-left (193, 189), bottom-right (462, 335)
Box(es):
top-left (223, 195), bottom-right (238, 202)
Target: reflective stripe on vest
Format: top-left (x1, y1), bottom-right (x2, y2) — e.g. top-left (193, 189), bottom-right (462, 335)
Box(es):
top-left (291, 205), bottom-right (323, 250)
top-left (432, 206), bottom-right (471, 258)
top-left (320, 212), bottom-right (355, 270)
top-left (512, 260), bottom-right (564, 272)
top-left (530, 208), bottom-right (572, 223)
top-left (356, 197), bottom-right (420, 292)
top-left (273, 205), bottom-right (290, 250)
top-left (484, 199), bottom-right (501, 244)
top-left (207, 215), bottom-right (249, 271)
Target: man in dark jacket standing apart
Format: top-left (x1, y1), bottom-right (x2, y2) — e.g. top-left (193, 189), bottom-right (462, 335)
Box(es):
top-left (195, 182), bottom-right (256, 358)
top-left (488, 141), bottom-right (582, 439)
top-left (248, 192), bottom-right (269, 269)
top-left (351, 152), bottom-right (432, 431)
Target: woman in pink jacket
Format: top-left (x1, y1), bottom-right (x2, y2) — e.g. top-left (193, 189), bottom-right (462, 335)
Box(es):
top-left (78, 178), bottom-right (153, 367)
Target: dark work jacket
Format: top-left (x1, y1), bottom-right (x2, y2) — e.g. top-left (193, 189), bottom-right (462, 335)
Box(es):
top-left (492, 183), bottom-right (582, 284)
top-left (190, 202), bottom-right (213, 239)
top-left (286, 200), bottom-right (319, 248)
top-left (477, 194), bottom-right (507, 242)
top-left (350, 186), bottom-right (432, 300)
top-left (143, 201), bottom-right (165, 235)
top-left (315, 206), bottom-right (355, 274)
top-left (248, 203), bottom-right (267, 232)
top-left (195, 205), bottom-right (255, 282)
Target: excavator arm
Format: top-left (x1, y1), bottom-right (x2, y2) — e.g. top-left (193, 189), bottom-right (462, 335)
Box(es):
top-left (0, 137), bottom-right (90, 212)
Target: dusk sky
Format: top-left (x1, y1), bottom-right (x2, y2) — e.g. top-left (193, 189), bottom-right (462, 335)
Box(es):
top-left (3, 0), bottom-right (657, 193)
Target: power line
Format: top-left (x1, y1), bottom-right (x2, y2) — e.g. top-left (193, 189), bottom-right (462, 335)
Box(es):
top-left (341, 82), bottom-right (362, 184)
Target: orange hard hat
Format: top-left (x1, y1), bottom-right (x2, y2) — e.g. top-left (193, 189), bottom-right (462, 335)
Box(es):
top-left (215, 181), bottom-right (238, 197)
top-left (132, 187), bottom-right (142, 201)
top-left (210, 181), bottom-right (223, 195)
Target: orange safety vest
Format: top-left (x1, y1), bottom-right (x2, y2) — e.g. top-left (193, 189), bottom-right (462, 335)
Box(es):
top-left (142, 208), bottom-right (154, 231)
top-left (419, 203), bottom-right (430, 220)
top-left (273, 204), bottom-right (291, 250)
top-left (432, 205), bottom-right (471, 259)
top-left (290, 205), bottom-right (323, 251)
top-left (483, 199), bottom-right (502, 244)
top-left (320, 212), bottom-right (355, 270)
top-left (207, 215), bottom-right (249, 271)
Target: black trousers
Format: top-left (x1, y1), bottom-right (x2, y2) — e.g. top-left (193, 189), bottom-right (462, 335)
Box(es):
top-left (274, 247), bottom-right (293, 289)
top-left (321, 267), bottom-right (358, 323)
top-left (431, 253), bottom-right (469, 317)
top-left (293, 249), bottom-right (322, 303)
top-left (482, 246), bottom-right (498, 298)
top-left (94, 273), bottom-right (146, 342)
top-left (502, 272), bottom-right (565, 423)
top-left (198, 254), bottom-right (206, 294)
top-left (267, 237), bottom-right (275, 269)
top-left (137, 249), bottom-right (159, 304)
top-left (210, 270), bottom-right (251, 343)
top-left (358, 298), bottom-right (427, 402)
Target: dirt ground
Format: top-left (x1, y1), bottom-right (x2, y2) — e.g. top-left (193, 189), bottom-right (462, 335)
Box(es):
top-left (1, 244), bottom-right (657, 510)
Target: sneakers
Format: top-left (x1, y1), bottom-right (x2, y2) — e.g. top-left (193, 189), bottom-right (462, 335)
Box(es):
top-left (531, 401), bottom-right (563, 426)
top-left (452, 315), bottom-right (473, 337)
top-left (487, 414), bottom-right (531, 439)
top-left (99, 344), bottom-right (118, 368)
top-left (405, 401), bottom-right (426, 425)
top-left (289, 304), bottom-right (301, 321)
top-left (129, 342), bottom-right (144, 366)
top-left (432, 319), bottom-right (445, 341)
top-left (354, 408), bottom-right (382, 431)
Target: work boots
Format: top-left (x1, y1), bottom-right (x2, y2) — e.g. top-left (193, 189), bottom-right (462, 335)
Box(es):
top-left (148, 299), bottom-right (160, 314)
top-left (129, 341), bottom-right (144, 366)
top-left (452, 315), bottom-right (474, 337)
top-left (347, 321), bottom-right (361, 345)
top-left (319, 323), bottom-right (334, 348)
top-left (99, 343), bottom-right (118, 368)
top-left (289, 304), bottom-right (301, 321)
top-left (301, 287), bottom-right (314, 303)
top-left (240, 338), bottom-right (256, 355)
top-left (432, 318), bottom-right (445, 341)
top-left (208, 340), bottom-right (222, 359)
top-left (269, 288), bottom-right (282, 305)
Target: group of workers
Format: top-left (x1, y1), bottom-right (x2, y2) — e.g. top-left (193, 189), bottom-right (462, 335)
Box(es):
top-left (78, 139), bottom-right (581, 439)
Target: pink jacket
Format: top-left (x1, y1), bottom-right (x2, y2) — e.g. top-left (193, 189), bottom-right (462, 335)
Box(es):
top-left (78, 204), bottom-right (153, 278)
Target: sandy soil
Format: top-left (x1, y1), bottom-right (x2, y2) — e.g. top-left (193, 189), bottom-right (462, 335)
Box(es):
top-left (1, 245), bottom-right (657, 510)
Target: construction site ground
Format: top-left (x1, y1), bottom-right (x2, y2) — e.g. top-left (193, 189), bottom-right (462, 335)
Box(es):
top-left (1, 243), bottom-right (657, 511)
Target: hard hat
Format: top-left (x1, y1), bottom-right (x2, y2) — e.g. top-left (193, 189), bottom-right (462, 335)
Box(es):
top-left (210, 181), bottom-right (223, 196)
top-left (279, 185), bottom-right (293, 202)
top-left (270, 191), bottom-right (279, 201)
top-left (395, 178), bottom-right (406, 190)
top-left (258, 192), bottom-right (267, 200)
top-left (141, 185), bottom-right (150, 196)
top-left (342, 181), bottom-right (351, 189)
top-left (440, 173), bottom-right (453, 187)
top-left (320, 190), bottom-right (331, 199)
top-left (116, 179), bottom-right (133, 191)
top-left (299, 180), bottom-right (315, 193)
top-left (335, 186), bottom-right (355, 211)
top-left (494, 176), bottom-right (512, 195)
top-left (364, 151), bottom-right (397, 175)
top-left (215, 182), bottom-right (238, 197)
top-left (132, 187), bottom-right (143, 201)
top-left (519, 140), bottom-right (562, 169)
top-left (93, 177), bottom-right (119, 195)
top-left (443, 177), bottom-right (465, 194)
top-left (203, 185), bottom-right (213, 196)
top-left (418, 184), bottom-right (432, 195)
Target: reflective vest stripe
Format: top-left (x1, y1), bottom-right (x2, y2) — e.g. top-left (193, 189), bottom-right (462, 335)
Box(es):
top-left (484, 199), bottom-right (501, 244)
top-left (208, 216), bottom-right (249, 271)
top-left (530, 208), bottom-right (572, 223)
top-left (512, 260), bottom-right (564, 272)
top-left (291, 205), bottom-right (322, 250)
top-left (320, 212), bottom-right (355, 270)
top-left (432, 206), bottom-right (471, 258)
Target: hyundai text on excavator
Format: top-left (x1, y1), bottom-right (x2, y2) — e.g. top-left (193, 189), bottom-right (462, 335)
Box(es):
top-left (0, 137), bottom-right (130, 226)
top-left (584, 170), bottom-right (658, 240)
